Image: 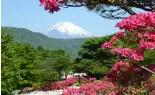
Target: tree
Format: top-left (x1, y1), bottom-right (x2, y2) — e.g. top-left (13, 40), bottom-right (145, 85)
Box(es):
top-left (39, 0), bottom-right (155, 19)
top-left (14, 43), bottom-right (44, 88)
top-left (74, 59), bottom-right (109, 79)
top-left (40, 49), bottom-right (73, 80)
top-left (73, 35), bottom-right (118, 79)
top-left (1, 29), bottom-right (18, 95)
top-left (77, 35), bottom-right (117, 67)
top-left (1, 29), bottom-right (45, 95)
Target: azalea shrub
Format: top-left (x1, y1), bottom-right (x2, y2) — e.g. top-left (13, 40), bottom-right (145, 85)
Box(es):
top-left (102, 12), bottom-right (155, 94)
top-left (63, 80), bottom-right (116, 95)
top-left (62, 76), bottom-right (155, 95)
top-left (62, 12), bottom-right (155, 95)
top-left (102, 12), bottom-right (155, 83)
top-left (41, 77), bottom-right (97, 91)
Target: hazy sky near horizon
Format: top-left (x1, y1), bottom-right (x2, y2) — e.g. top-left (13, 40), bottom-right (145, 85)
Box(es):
top-left (2, 0), bottom-right (143, 37)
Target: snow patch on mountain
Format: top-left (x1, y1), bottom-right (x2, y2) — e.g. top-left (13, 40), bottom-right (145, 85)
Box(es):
top-left (44, 22), bottom-right (93, 39)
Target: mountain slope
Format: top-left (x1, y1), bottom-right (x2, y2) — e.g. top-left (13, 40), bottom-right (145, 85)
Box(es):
top-left (45, 22), bottom-right (92, 39)
top-left (2, 27), bottom-right (90, 58)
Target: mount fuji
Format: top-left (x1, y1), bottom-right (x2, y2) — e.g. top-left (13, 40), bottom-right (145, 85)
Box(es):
top-left (44, 22), bottom-right (93, 39)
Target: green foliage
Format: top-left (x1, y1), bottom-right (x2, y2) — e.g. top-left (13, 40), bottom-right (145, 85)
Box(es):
top-left (40, 50), bottom-right (73, 80)
top-left (74, 35), bottom-right (117, 79)
top-left (142, 50), bottom-right (155, 65)
top-left (14, 44), bottom-right (43, 88)
top-left (1, 29), bottom-right (45, 94)
top-left (74, 59), bottom-right (109, 79)
top-left (78, 35), bottom-right (116, 65)
top-left (40, 70), bottom-right (59, 82)
top-left (1, 29), bottom-right (17, 95)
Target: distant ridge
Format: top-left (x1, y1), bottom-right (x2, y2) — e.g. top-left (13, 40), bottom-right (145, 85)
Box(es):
top-left (2, 27), bottom-right (91, 59)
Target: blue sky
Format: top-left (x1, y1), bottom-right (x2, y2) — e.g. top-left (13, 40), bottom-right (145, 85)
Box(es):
top-left (2, 0), bottom-right (141, 37)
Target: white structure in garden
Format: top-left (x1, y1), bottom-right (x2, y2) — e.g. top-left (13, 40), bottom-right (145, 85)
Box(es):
top-left (61, 71), bottom-right (87, 79)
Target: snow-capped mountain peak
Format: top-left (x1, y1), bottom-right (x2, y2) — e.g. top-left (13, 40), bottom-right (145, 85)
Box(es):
top-left (44, 22), bottom-right (92, 39)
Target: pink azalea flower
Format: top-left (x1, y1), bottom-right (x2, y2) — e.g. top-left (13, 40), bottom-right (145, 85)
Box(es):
top-left (101, 42), bottom-right (113, 49)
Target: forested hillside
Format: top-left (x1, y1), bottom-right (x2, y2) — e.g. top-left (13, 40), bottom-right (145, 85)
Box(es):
top-left (2, 27), bottom-right (90, 58)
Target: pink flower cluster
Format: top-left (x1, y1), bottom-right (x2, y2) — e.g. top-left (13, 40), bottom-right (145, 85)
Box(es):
top-left (102, 12), bottom-right (155, 62)
top-left (62, 76), bottom-right (155, 95)
top-left (112, 48), bottom-right (132, 57)
top-left (130, 49), bottom-right (144, 61)
top-left (113, 60), bottom-right (129, 71)
top-left (106, 61), bottom-right (155, 84)
top-left (89, 78), bottom-right (96, 82)
top-left (39, 0), bottom-right (64, 13)
top-left (42, 77), bottom-right (98, 91)
top-left (102, 32), bottom-right (126, 49)
top-left (101, 42), bottom-right (113, 49)
top-left (116, 12), bottom-right (155, 31)
top-left (137, 31), bottom-right (155, 50)
top-left (140, 39), bottom-right (155, 50)
top-left (43, 77), bottom-right (78, 90)
top-left (106, 60), bottom-right (131, 82)
top-left (113, 31), bottom-right (126, 39)
top-left (62, 88), bottom-right (81, 95)
top-left (144, 31), bottom-right (155, 41)
top-left (112, 48), bottom-right (144, 61)
top-left (146, 82), bottom-right (153, 89)
top-left (63, 81), bottom-right (117, 95)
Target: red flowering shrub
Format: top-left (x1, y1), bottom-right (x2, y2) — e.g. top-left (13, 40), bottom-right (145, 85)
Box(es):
top-left (42, 77), bottom-right (78, 91)
top-left (63, 80), bottom-right (117, 95)
top-left (63, 12), bottom-right (155, 95)
top-left (101, 12), bottom-right (155, 94)
top-left (42, 77), bottom-right (97, 91)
